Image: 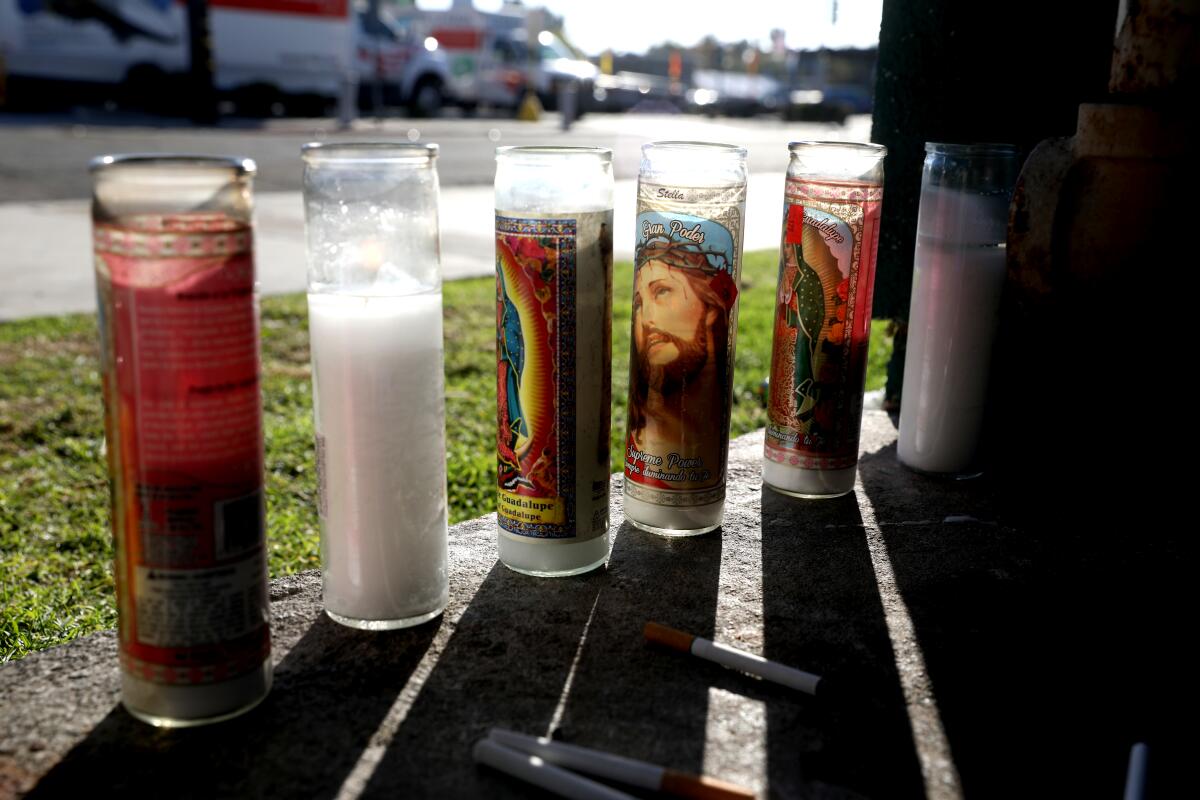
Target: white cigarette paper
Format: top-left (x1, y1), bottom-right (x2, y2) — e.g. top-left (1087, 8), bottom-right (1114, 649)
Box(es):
top-left (694, 637), bottom-right (821, 695)
top-left (1123, 742), bottom-right (1149, 800)
top-left (488, 728), bottom-right (662, 789)
top-left (472, 739), bottom-right (635, 800)
top-left (487, 728), bottom-right (756, 800)
top-left (645, 621), bottom-right (822, 695)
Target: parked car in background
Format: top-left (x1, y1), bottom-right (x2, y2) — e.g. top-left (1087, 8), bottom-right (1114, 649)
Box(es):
top-left (464, 27), bottom-right (528, 112)
top-left (470, 29), bottom-right (597, 112)
top-left (470, 34), bottom-right (599, 115)
top-left (523, 29), bottom-right (597, 111)
top-left (778, 83), bottom-right (873, 124)
top-left (689, 69), bottom-right (782, 117)
top-left (388, 0), bottom-right (599, 117)
top-left (592, 71), bottom-right (685, 114)
top-left (356, 9), bottom-right (453, 116)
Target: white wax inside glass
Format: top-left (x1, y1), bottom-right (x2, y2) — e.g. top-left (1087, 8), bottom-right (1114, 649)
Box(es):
top-left (121, 661), bottom-right (271, 726)
top-left (762, 462), bottom-right (858, 499)
top-left (620, 493), bottom-right (724, 536)
top-left (898, 183), bottom-right (1008, 475)
top-left (308, 290), bottom-right (449, 624)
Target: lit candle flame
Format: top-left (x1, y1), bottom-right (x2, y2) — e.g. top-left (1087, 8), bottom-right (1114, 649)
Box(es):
top-left (359, 239), bottom-right (385, 272)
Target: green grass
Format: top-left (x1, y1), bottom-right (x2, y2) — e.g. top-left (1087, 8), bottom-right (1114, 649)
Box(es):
top-left (0, 250), bottom-right (892, 661)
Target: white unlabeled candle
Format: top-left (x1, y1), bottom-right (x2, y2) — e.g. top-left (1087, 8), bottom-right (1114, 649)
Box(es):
top-left (308, 290), bottom-right (449, 628)
top-left (899, 185), bottom-right (1008, 476)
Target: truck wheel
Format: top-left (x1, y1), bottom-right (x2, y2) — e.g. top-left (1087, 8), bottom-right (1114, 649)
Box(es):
top-left (288, 93), bottom-right (329, 118)
top-left (408, 78), bottom-right (444, 118)
top-left (232, 83), bottom-right (283, 118)
top-left (123, 64), bottom-right (169, 112)
top-left (540, 83), bottom-right (559, 112)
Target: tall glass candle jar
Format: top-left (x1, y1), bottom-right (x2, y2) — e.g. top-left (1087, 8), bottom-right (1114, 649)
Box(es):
top-left (898, 143), bottom-right (1018, 477)
top-left (494, 146), bottom-right (613, 576)
top-left (763, 141), bottom-right (887, 499)
top-left (302, 143), bottom-right (449, 628)
top-left (91, 155), bottom-right (272, 727)
top-left (623, 141), bottom-right (748, 536)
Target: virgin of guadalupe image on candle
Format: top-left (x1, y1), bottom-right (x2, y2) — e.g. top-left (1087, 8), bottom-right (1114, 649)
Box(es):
top-left (495, 235), bottom-right (559, 498)
top-left (494, 220), bottom-right (578, 534)
top-left (497, 266), bottom-right (532, 490)
top-left (627, 228), bottom-right (739, 490)
top-left (771, 208), bottom-right (854, 443)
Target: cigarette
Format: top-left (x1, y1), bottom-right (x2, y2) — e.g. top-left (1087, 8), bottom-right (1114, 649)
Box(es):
top-left (1123, 742), bottom-right (1149, 800)
top-left (489, 728), bottom-right (756, 800)
top-left (472, 738), bottom-right (635, 800)
top-left (644, 621), bottom-right (822, 695)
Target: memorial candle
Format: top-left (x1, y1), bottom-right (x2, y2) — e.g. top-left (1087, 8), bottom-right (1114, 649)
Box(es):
top-left (91, 155), bottom-right (272, 727)
top-left (494, 146), bottom-right (614, 576)
top-left (763, 141), bottom-right (887, 499)
top-left (898, 143), bottom-right (1018, 477)
top-left (302, 143), bottom-right (449, 628)
top-left (622, 141), bottom-right (748, 536)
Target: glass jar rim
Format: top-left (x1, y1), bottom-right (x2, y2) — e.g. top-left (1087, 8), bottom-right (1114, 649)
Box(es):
top-left (302, 142), bottom-right (439, 163)
top-left (89, 154), bottom-right (257, 175)
top-left (496, 145), bottom-right (612, 161)
top-left (643, 140), bottom-right (747, 158)
top-left (788, 141), bottom-right (887, 157)
top-left (924, 142), bottom-right (1017, 156)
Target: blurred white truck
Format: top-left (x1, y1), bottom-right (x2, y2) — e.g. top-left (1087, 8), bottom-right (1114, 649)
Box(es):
top-left (392, 0), bottom-right (597, 114)
top-left (0, 0), bottom-right (453, 114)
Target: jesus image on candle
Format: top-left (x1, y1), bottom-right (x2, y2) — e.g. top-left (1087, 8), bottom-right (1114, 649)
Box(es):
top-left (627, 236), bottom-right (738, 489)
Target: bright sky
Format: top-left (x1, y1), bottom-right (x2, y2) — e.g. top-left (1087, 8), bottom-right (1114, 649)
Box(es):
top-left (416, 0), bottom-right (885, 56)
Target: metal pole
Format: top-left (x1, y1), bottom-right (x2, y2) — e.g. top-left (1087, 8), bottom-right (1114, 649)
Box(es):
top-left (186, 0), bottom-right (218, 123)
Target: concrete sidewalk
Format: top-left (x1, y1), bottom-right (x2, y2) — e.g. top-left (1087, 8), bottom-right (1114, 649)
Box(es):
top-left (0, 174), bottom-right (786, 321)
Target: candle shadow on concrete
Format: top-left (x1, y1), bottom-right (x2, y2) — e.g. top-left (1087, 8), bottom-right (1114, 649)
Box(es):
top-left (24, 613), bottom-right (439, 799)
top-left (545, 518), bottom-right (724, 777)
top-left (355, 556), bottom-right (608, 798)
top-left (759, 485), bottom-right (925, 798)
top-left (855, 441), bottom-right (1189, 797)
top-left (360, 515), bottom-right (723, 799)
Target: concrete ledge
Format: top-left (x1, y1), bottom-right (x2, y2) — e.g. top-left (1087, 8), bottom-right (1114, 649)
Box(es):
top-left (0, 414), bottom-right (1187, 798)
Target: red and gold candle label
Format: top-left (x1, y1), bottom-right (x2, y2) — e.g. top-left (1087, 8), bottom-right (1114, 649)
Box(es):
top-left (94, 214), bottom-right (270, 686)
top-left (765, 178), bottom-right (884, 470)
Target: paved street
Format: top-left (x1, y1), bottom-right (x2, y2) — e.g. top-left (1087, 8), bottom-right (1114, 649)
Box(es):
top-left (0, 112), bottom-right (872, 320)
